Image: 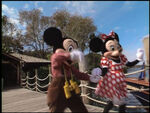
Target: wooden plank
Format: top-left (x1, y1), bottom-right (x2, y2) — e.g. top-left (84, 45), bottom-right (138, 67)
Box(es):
top-left (126, 77), bottom-right (149, 86)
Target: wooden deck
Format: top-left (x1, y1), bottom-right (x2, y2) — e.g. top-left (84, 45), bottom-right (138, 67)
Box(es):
top-left (2, 87), bottom-right (105, 112)
top-left (2, 87), bottom-right (147, 112)
top-left (126, 77), bottom-right (149, 87)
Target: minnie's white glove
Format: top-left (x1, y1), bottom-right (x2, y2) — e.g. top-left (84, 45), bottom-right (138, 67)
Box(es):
top-left (90, 68), bottom-right (102, 83)
top-left (136, 48), bottom-right (144, 61)
top-left (70, 49), bottom-right (84, 63)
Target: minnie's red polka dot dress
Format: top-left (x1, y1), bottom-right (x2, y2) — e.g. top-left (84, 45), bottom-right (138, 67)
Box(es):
top-left (95, 54), bottom-right (128, 100)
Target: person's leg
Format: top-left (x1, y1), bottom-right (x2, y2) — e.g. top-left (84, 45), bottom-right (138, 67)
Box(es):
top-left (118, 104), bottom-right (126, 113)
top-left (49, 102), bottom-right (66, 112)
top-left (67, 93), bottom-right (88, 112)
top-left (103, 101), bottom-right (114, 113)
top-left (47, 77), bottom-right (66, 112)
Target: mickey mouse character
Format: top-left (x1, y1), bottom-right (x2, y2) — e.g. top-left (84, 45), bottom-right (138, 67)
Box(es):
top-left (89, 31), bottom-right (144, 113)
top-left (43, 27), bottom-right (98, 112)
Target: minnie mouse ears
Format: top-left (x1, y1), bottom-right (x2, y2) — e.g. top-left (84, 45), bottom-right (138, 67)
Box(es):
top-left (89, 37), bottom-right (104, 52)
top-left (43, 27), bottom-right (63, 46)
top-left (89, 31), bottom-right (119, 53)
top-left (100, 31), bottom-right (119, 42)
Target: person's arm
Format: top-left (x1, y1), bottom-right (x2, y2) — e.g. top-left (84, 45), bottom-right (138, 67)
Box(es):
top-left (126, 60), bottom-right (139, 67)
top-left (53, 52), bottom-right (71, 63)
top-left (71, 66), bottom-right (89, 81)
top-left (101, 68), bottom-right (108, 76)
top-left (100, 57), bottom-right (109, 77)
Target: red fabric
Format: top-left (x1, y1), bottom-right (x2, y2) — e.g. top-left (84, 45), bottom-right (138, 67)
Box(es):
top-left (96, 54), bottom-right (128, 100)
top-left (100, 31), bottom-right (116, 41)
top-left (50, 52), bottom-right (89, 80)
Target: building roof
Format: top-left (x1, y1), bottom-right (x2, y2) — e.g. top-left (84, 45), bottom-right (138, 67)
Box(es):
top-left (3, 53), bottom-right (51, 64)
top-left (11, 53), bottom-right (50, 63)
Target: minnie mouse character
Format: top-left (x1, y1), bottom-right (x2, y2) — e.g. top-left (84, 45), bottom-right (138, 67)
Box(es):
top-left (43, 27), bottom-right (98, 112)
top-left (89, 31), bottom-right (144, 113)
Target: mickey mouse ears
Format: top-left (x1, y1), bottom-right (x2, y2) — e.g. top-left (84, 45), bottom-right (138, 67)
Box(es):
top-left (43, 27), bottom-right (63, 46)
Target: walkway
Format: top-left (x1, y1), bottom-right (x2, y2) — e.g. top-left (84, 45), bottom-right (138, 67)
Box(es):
top-left (2, 87), bottom-right (105, 112)
top-left (2, 87), bottom-right (147, 112)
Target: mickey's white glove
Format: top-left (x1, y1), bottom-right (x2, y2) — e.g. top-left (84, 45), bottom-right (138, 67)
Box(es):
top-left (70, 49), bottom-right (84, 63)
top-left (136, 48), bottom-right (144, 61)
top-left (90, 68), bottom-right (102, 83)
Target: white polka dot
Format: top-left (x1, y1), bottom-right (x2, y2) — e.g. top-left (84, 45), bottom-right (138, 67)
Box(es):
top-left (108, 92), bottom-right (111, 96)
top-left (112, 75), bottom-right (115, 78)
top-left (112, 80), bottom-right (116, 84)
top-left (116, 73), bottom-right (119, 77)
top-left (105, 80), bottom-right (107, 84)
top-left (110, 89), bottom-right (113, 93)
top-left (109, 83), bottom-right (112, 87)
top-left (113, 87), bottom-right (116, 90)
top-left (105, 86), bottom-right (108, 90)
top-left (108, 77), bottom-right (111, 81)
top-left (103, 60), bottom-right (106, 63)
top-left (117, 78), bottom-right (120, 82)
top-left (112, 67), bottom-right (115, 70)
top-left (120, 66), bottom-right (122, 69)
top-left (116, 66), bottom-right (118, 69)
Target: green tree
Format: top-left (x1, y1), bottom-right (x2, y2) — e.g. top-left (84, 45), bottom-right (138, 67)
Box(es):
top-left (19, 9), bottom-right (54, 58)
top-left (2, 15), bottom-right (24, 53)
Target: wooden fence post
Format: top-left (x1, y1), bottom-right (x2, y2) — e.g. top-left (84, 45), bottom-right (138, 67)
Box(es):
top-left (26, 72), bottom-right (28, 88)
top-left (79, 59), bottom-right (89, 104)
top-left (35, 69), bottom-right (38, 91)
top-left (48, 65), bottom-right (51, 83)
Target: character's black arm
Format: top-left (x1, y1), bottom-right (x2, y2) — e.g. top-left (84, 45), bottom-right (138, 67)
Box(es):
top-left (126, 60), bottom-right (139, 67)
top-left (101, 68), bottom-right (108, 77)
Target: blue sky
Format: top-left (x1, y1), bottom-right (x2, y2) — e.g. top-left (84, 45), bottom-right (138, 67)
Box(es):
top-left (2, 1), bottom-right (149, 61)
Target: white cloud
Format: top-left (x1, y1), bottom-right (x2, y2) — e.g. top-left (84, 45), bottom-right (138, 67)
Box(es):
top-left (2, 4), bottom-right (18, 17)
top-left (2, 4), bottom-right (20, 26)
top-left (24, 4), bottom-right (29, 9)
top-left (121, 1), bottom-right (136, 11)
top-left (113, 26), bottom-right (121, 31)
top-left (62, 1), bottom-right (96, 16)
top-left (34, 1), bottom-right (46, 7)
top-left (34, 1), bottom-right (39, 7)
top-left (53, 7), bottom-right (58, 10)
top-left (2, 4), bottom-right (22, 30)
top-left (8, 17), bottom-right (19, 25)
top-left (38, 7), bottom-right (43, 12)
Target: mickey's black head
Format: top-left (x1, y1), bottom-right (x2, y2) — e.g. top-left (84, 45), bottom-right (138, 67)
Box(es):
top-left (89, 31), bottom-right (123, 60)
top-left (43, 27), bottom-right (78, 53)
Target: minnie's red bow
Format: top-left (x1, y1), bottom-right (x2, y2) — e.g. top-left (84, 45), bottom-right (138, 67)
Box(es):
top-left (100, 31), bottom-right (116, 42)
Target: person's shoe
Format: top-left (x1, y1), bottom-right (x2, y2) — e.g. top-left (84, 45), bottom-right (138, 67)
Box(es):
top-left (119, 104), bottom-right (126, 113)
top-left (103, 101), bottom-right (114, 113)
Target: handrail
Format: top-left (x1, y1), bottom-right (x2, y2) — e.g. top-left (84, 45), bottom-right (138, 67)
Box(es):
top-left (36, 75), bottom-right (49, 81)
top-left (21, 67), bottom-right (149, 110)
top-left (81, 93), bottom-right (150, 109)
top-left (125, 68), bottom-right (149, 76)
top-left (27, 76), bottom-right (36, 79)
top-left (36, 83), bottom-right (49, 88)
top-left (26, 81), bottom-right (36, 86)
